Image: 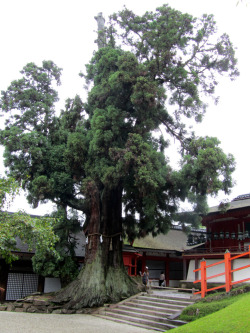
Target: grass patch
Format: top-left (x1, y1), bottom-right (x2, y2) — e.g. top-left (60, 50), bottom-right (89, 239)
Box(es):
top-left (169, 292), bottom-right (250, 333)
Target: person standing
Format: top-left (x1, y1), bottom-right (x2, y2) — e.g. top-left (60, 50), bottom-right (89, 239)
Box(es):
top-left (159, 271), bottom-right (165, 287)
top-left (142, 266), bottom-right (149, 286)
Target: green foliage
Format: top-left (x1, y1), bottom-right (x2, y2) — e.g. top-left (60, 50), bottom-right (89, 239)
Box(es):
top-left (0, 177), bottom-right (79, 282)
top-left (110, 5), bottom-right (239, 121)
top-left (0, 177), bottom-right (59, 264)
top-left (176, 136), bottom-right (235, 217)
top-left (180, 297), bottom-right (236, 322)
top-left (0, 4), bottom-right (239, 245)
top-left (0, 176), bottom-right (19, 208)
top-left (32, 208), bottom-right (81, 285)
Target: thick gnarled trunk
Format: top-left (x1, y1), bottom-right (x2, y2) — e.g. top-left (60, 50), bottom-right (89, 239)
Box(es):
top-left (53, 184), bottom-right (139, 309)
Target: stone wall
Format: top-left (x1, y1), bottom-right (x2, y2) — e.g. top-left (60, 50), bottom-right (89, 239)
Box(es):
top-left (0, 293), bottom-right (94, 314)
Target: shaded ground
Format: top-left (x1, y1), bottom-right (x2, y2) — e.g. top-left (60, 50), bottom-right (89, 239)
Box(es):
top-left (0, 311), bottom-right (156, 333)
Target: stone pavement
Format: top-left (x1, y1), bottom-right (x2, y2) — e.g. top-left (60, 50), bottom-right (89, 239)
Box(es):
top-left (0, 311), bottom-right (157, 333)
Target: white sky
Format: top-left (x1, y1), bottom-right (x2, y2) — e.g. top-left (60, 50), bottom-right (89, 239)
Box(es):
top-left (0, 0), bottom-right (249, 214)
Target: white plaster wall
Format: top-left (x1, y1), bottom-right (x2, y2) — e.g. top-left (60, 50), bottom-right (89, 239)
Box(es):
top-left (187, 260), bottom-right (223, 282)
top-left (206, 259), bottom-right (225, 283)
top-left (186, 260), bottom-right (196, 281)
top-left (187, 259), bottom-right (250, 283)
top-left (232, 259), bottom-right (250, 282)
top-left (44, 277), bottom-right (61, 293)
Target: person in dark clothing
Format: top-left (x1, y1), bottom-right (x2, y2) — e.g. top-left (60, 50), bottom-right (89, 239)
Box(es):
top-left (159, 271), bottom-right (165, 287)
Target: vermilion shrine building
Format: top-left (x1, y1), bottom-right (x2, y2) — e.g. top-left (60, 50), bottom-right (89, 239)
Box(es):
top-left (183, 194), bottom-right (250, 286)
top-left (122, 226), bottom-right (204, 287)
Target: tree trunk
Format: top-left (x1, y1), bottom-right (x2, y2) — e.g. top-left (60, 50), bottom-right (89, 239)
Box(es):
top-left (53, 183), bottom-right (139, 309)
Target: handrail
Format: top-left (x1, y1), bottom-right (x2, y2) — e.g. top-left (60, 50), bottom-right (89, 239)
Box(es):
top-left (205, 260), bottom-right (226, 268)
top-left (193, 245), bottom-right (250, 297)
top-left (186, 245), bottom-right (249, 254)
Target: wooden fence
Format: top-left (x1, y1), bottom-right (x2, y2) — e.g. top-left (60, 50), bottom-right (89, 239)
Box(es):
top-left (193, 245), bottom-right (250, 297)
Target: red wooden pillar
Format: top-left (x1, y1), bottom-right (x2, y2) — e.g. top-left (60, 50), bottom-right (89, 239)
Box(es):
top-left (134, 255), bottom-right (137, 276)
top-left (224, 251), bottom-right (232, 293)
top-left (200, 259), bottom-right (207, 298)
top-left (165, 255), bottom-right (170, 287)
top-left (141, 252), bottom-right (146, 272)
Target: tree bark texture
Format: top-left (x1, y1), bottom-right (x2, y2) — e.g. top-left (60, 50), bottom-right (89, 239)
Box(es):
top-left (53, 183), bottom-right (139, 309)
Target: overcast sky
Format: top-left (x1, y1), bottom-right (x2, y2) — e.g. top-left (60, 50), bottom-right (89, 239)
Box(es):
top-left (0, 0), bottom-right (249, 214)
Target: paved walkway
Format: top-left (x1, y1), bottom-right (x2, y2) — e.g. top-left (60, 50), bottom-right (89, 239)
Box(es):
top-left (0, 311), bottom-right (156, 333)
top-left (151, 288), bottom-right (194, 299)
top-left (0, 289), bottom-right (194, 332)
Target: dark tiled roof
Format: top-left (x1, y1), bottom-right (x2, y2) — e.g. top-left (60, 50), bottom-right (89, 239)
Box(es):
top-left (209, 198), bottom-right (250, 214)
top-left (13, 232), bottom-right (85, 257)
top-left (129, 229), bottom-right (201, 252)
top-left (15, 237), bottom-right (31, 253)
top-left (232, 193), bottom-right (250, 201)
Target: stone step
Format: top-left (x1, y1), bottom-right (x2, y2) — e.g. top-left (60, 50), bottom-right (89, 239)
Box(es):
top-left (122, 301), bottom-right (181, 314)
top-left (167, 318), bottom-right (188, 326)
top-left (102, 310), bottom-right (177, 331)
top-left (137, 295), bottom-right (194, 306)
top-left (109, 307), bottom-right (187, 326)
top-left (97, 292), bottom-right (192, 331)
top-left (130, 298), bottom-right (188, 310)
top-left (117, 303), bottom-right (176, 316)
top-left (147, 292), bottom-right (194, 301)
top-left (95, 314), bottom-right (165, 332)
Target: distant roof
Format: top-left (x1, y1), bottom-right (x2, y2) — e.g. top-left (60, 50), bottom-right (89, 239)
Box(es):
top-left (5, 212), bottom-right (86, 257)
top-left (130, 229), bottom-right (203, 253)
top-left (232, 193), bottom-right (250, 201)
top-left (13, 232), bottom-right (85, 257)
top-left (209, 197), bottom-right (250, 214)
top-left (15, 237), bottom-right (31, 253)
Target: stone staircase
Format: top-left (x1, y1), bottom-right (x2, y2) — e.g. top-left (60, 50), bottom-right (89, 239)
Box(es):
top-left (94, 291), bottom-right (195, 331)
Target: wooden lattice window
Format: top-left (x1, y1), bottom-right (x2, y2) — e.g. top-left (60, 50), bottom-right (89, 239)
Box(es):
top-left (6, 273), bottom-right (38, 301)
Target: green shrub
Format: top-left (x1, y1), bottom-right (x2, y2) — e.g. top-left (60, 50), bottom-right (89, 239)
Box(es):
top-left (180, 285), bottom-right (250, 322)
top-left (170, 292), bottom-right (250, 333)
top-left (180, 299), bottom-right (234, 321)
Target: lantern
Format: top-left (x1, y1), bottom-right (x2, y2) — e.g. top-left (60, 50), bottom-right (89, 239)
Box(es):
top-left (207, 232), bottom-right (212, 240)
top-left (187, 234), bottom-right (193, 245)
top-left (194, 236), bottom-right (199, 244)
top-left (199, 234), bottom-right (206, 243)
top-left (213, 232), bottom-right (219, 240)
top-left (238, 231), bottom-right (243, 240)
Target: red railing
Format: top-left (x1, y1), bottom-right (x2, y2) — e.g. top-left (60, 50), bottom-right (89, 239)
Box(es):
top-left (193, 245), bottom-right (250, 297)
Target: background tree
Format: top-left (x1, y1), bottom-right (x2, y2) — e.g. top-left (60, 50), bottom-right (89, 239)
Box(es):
top-left (0, 176), bottom-right (81, 284)
top-left (32, 208), bottom-right (81, 286)
top-left (0, 177), bottom-right (58, 264)
top-left (0, 5), bottom-right (238, 308)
